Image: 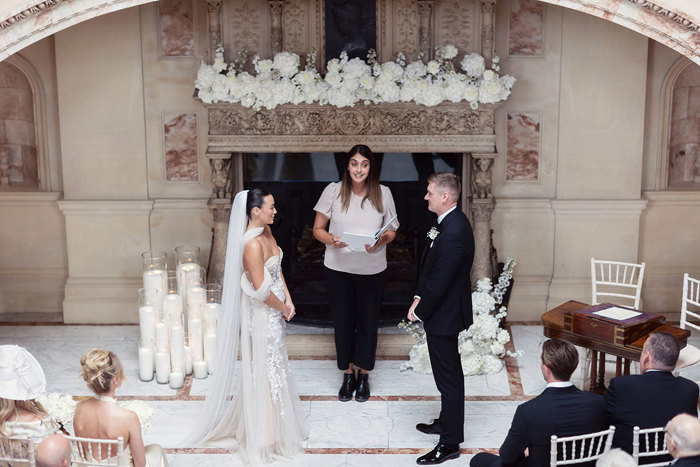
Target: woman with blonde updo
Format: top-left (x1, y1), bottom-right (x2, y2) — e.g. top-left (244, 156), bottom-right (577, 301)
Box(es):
top-left (73, 349), bottom-right (168, 467)
top-left (0, 345), bottom-right (59, 444)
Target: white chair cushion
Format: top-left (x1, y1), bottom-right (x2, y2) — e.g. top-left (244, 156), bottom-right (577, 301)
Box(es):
top-left (675, 344), bottom-right (700, 370)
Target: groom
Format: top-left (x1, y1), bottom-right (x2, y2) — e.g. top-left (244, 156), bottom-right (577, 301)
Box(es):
top-left (408, 172), bottom-right (475, 465)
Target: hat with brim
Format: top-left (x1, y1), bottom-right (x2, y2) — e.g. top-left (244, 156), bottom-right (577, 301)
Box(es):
top-left (0, 345), bottom-right (46, 401)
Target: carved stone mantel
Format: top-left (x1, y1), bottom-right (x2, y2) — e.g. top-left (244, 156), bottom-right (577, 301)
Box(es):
top-left (204, 102), bottom-right (498, 154)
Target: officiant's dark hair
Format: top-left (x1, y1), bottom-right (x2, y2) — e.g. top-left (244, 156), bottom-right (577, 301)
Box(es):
top-left (541, 339), bottom-right (578, 381)
top-left (339, 144), bottom-right (383, 213)
top-left (246, 188), bottom-right (272, 218)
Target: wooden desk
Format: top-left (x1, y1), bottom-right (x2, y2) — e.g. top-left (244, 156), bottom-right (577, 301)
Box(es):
top-left (542, 300), bottom-right (690, 392)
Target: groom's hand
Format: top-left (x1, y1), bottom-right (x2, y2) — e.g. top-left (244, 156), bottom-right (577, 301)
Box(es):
top-left (407, 298), bottom-right (420, 322)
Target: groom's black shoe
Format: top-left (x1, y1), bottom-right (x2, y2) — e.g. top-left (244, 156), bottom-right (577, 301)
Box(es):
top-left (416, 443), bottom-right (460, 465)
top-left (416, 419), bottom-right (443, 435)
top-left (338, 372), bottom-right (356, 402)
top-left (355, 373), bottom-right (370, 402)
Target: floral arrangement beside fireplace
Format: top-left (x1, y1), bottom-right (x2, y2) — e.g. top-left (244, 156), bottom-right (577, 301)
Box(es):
top-left (195, 44), bottom-right (515, 110)
top-left (399, 257), bottom-right (520, 376)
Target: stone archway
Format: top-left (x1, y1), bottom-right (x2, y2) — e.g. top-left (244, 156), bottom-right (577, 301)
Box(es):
top-left (1, 0), bottom-right (699, 64)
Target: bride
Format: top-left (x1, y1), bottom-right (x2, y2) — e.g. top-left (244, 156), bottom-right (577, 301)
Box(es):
top-left (188, 188), bottom-right (307, 463)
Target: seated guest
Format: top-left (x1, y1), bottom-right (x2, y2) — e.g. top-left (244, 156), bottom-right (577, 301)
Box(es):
top-left (36, 433), bottom-right (71, 467)
top-left (0, 345), bottom-right (59, 443)
top-left (470, 339), bottom-right (607, 467)
top-left (666, 414), bottom-right (700, 466)
top-left (605, 331), bottom-right (699, 460)
top-left (73, 349), bottom-right (168, 467)
top-left (595, 448), bottom-right (636, 467)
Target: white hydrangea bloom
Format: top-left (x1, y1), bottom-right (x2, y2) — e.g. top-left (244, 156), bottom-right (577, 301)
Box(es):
top-left (461, 53), bottom-right (485, 78)
top-left (272, 52), bottom-right (300, 78)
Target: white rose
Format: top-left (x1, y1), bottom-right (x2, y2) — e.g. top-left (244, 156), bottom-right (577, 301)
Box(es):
top-left (255, 59), bottom-right (273, 75)
top-left (240, 94), bottom-right (256, 107)
top-left (327, 58), bottom-right (342, 73)
top-left (482, 69), bottom-right (496, 81)
top-left (359, 75), bottom-right (375, 90)
top-left (442, 45), bottom-right (458, 60)
top-left (464, 85), bottom-right (479, 102)
top-left (426, 60), bottom-right (440, 75)
top-left (324, 70), bottom-right (342, 88)
top-left (404, 61), bottom-right (428, 80)
top-left (380, 61), bottom-right (404, 81)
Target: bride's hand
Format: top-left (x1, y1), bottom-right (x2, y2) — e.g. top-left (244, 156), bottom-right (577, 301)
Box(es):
top-left (283, 301), bottom-right (295, 321)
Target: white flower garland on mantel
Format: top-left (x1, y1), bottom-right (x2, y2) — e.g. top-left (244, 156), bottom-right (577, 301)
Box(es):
top-left (195, 44), bottom-right (516, 111)
top-left (399, 257), bottom-right (522, 376)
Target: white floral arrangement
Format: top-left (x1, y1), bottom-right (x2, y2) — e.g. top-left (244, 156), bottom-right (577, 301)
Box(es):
top-left (36, 394), bottom-right (156, 433)
top-left (399, 257), bottom-right (521, 376)
top-left (195, 44), bottom-right (515, 110)
top-left (36, 392), bottom-right (76, 427)
top-left (119, 400), bottom-right (156, 433)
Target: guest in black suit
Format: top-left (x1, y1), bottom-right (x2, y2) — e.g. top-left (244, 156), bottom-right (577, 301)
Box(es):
top-left (605, 331), bottom-right (699, 460)
top-left (667, 413), bottom-right (700, 466)
top-left (470, 339), bottom-right (607, 467)
top-left (408, 172), bottom-right (474, 465)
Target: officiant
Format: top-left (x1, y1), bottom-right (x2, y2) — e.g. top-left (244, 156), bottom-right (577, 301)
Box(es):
top-left (313, 144), bottom-right (399, 403)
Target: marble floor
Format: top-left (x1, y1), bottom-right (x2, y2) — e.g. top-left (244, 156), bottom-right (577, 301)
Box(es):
top-left (2, 323), bottom-right (700, 466)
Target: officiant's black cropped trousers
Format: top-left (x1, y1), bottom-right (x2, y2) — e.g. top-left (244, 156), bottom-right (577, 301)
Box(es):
top-left (325, 267), bottom-right (386, 371)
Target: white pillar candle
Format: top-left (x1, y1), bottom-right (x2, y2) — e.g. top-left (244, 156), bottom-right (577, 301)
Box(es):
top-left (142, 269), bottom-right (166, 305)
top-left (155, 351), bottom-right (171, 383)
top-left (163, 294), bottom-right (183, 323)
top-left (187, 287), bottom-right (205, 320)
top-left (138, 346), bottom-right (154, 381)
top-left (170, 324), bottom-right (186, 374)
top-left (169, 371), bottom-right (184, 389)
top-left (176, 263), bottom-right (199, 296)
top-left (204, 332), bottom-right (217, 374)
top-left (184, 345), bottom-right (193, 375)
top-left (155, 321), bottom-right (169, 346)
top-left (203, 303), bottom-right (220, 333)
top-left (193, 360), bottom-right (208, 379)
top-left (138, 306), bottom-right (156, 346)
top-left (188, 318), bottom-right (204, 362)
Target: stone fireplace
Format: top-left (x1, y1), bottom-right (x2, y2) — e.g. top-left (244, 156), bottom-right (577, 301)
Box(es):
top-left (203, 102), bottom-right (500, 325)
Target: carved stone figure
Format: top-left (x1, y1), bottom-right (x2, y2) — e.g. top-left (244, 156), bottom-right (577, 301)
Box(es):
top-left (472, 157), bottom-right (492, 199)
top-left (210, 158), bottom-right (231, 199)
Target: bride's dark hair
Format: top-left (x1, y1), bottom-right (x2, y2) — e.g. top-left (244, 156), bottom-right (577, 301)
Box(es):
top-left (246, 188), bottom-right (272, 218)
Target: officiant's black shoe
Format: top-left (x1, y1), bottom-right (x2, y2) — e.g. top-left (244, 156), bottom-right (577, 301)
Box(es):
top-left (416, 443), bottom-right (460, 465)
top-left (338, 372), bottom-right (356, 402)
top-left (416, 419), bottom-right (443, 435)
top-left (355, 373), bottom-right (370, 402)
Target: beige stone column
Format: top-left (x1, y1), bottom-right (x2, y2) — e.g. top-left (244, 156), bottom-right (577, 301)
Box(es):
top-left (207, 153), bottom-right (234, 285)
top-left (268, 0), bottom-right (284, 56)
top-left (206, 0), bottom-right (222, 62)
top-left (417, 0), bottom-right (434, 59)
top-left (469, 153), bottom-right (496, 285)
top-left (480, 0), bottom-right (497, 63)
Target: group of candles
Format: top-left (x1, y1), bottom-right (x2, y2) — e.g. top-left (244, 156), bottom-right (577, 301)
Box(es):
top-left (138, 246), bottom-right (221, 388)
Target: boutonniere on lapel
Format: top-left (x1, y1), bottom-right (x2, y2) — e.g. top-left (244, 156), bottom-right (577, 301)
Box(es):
top-left (427, 227), bottom-right (440, 241)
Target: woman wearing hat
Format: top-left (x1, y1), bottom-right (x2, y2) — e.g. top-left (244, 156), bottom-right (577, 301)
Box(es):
top-left (0, 345), bottom-right (59, 443)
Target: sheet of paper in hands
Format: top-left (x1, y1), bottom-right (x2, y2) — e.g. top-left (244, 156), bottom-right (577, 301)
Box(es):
top-left (341, 215), bottom-right (398, 251)
top-left (592, 306), bottom-right (642, 321)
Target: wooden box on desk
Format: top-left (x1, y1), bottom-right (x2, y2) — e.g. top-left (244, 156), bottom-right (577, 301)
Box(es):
top-left (563, 303), bottom-right (665, 345)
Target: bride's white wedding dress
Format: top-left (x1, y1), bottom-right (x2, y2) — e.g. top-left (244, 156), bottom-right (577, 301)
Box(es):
top-left (187, 191), bottom-right (307, 465)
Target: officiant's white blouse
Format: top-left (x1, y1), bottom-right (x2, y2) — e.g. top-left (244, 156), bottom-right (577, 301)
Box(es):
top-left (314, 182), bottom-right (399, 275)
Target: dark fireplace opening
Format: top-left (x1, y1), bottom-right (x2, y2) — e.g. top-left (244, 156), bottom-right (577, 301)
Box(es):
top-left (244, 152), bottom-right (462, 328)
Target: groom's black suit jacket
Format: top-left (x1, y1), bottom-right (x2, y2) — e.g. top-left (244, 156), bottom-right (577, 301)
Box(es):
top-left (414, 208), bottom-right (474, 335)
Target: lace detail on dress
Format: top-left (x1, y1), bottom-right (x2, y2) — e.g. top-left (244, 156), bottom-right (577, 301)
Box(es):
top-left (264, 250), bottom-right (289, 418)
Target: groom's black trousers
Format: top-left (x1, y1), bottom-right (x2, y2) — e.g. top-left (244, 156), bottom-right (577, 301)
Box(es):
top-left (426, 332), bottom-right (465, 446)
